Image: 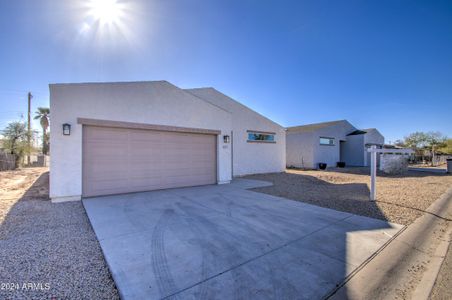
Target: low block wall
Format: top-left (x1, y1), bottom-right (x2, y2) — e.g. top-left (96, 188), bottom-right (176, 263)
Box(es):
top-left (0, 152), bottom-right (16, 171)
top-left (380, 154), bottom-right (409, 174)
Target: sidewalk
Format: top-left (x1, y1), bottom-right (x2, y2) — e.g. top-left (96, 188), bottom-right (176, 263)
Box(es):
top-left (327, 188), bottom-right (452, 299)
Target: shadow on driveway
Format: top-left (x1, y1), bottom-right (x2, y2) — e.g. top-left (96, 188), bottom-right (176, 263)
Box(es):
top-left (83, 178), bottom-right (403, 299)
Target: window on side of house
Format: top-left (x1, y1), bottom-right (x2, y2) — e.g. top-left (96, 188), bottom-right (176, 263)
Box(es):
top-left (320, 137), bottom-right (335, 146)
top-left (247, 131), bottom-right (275, 143)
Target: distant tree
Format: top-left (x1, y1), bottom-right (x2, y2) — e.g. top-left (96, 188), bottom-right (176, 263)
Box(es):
top-left (2, 121), bottom-right (29, 167)
top-left (393, 139), bottom-right (406, 148)
top-left (438, 139), bottom-right (452, 154)
top-left (403, 132), bottom-right (428, 149)
top-left (34, 107), bottom-right (50, 155)
top-left (403, 131), bottom-right (447, 166)
top-left (425, 132), bottom-right (447, 165)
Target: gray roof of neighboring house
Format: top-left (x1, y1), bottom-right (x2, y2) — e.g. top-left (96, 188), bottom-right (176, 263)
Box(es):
top-left (347, 128), bottom-right (383, 137)
top-left (347, 130), bottom-right (367, 136)
top-left (286, 120), bottom-right (350, 133)
top-left (184, 87), bottom-right (283, 128)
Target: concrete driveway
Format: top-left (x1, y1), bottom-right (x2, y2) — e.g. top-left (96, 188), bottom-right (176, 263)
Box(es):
top-left (83, 179), bottom-right (403, 299)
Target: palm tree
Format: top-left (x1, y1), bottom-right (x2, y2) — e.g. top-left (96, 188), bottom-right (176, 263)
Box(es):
top-left (34, 107), bottom-right (50, 155)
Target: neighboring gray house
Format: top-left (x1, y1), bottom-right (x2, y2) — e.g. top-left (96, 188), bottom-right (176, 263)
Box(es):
top-left (286, 120), bottom-right (384, 169)
top-left (341, 128), bottom-right (385, 167)
top-left (50, 81), bottom-right (285, 202)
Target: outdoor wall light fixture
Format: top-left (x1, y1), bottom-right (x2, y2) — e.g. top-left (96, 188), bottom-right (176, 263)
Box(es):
top-left (62, 123), bottom-right (71, 136)
top-left (223, 135), bottom-right (230, 143)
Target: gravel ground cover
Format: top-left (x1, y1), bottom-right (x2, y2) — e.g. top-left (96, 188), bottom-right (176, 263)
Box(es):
top-left (245, 168), bottom-right (452, 225)
top-left (409, 163), bottom-right (447, 170)
top-left (0, 168), bottom-right (119, 299)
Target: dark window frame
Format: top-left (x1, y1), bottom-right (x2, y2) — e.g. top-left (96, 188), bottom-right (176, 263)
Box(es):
top-left (319, 137), bottom-right (335, 146)
top-left (247, 130), bottom-right (276, 143)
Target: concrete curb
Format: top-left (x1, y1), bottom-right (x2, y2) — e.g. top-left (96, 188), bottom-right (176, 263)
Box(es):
top-left (327, 187), bottom-right (452, 300)
top-left (412, 188), bottom-right (452, 299)
top-left (412, 225), bottom-right (451, 299)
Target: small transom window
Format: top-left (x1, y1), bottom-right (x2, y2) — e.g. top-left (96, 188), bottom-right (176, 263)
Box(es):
top-left (320, 137), bottom-right (335, 146)
top-left (247, 132), bottom-right (275, 142)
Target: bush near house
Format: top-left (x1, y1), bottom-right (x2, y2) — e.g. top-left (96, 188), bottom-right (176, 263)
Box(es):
top-left (1, 121), bottom-right (33, 168)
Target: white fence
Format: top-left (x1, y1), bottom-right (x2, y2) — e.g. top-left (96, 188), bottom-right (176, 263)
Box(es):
top-left (380, 154), bottom-right (409, 174)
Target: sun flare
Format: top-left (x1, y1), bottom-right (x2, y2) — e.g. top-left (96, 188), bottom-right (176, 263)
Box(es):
top-left (88, 0), bottom-right (123, 25)
top-left (77, 0), bottom-right (144, 48)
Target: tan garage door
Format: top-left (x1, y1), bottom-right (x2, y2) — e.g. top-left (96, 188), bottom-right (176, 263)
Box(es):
top-left (82, 126), bottom-right (217, 197)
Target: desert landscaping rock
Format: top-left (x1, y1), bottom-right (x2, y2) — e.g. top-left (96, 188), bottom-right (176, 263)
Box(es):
top-left (2, 167), bottom-right (451, 299)
top-left (0, 168), bottom-right (119, 299)
top-left (246, 168), bottom-right (452, 225)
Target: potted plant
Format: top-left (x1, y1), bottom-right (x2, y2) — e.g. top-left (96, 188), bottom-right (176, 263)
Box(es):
top-left (318, 163), bottom-right (327, 170)
top-left (337, 162), bottom-right (346, 168)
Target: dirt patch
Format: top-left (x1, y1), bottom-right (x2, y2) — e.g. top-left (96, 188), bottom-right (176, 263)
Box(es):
top-left (0, 168), bottom-right (119, 299)
top-left (245, 168), bottom-right (452, 225)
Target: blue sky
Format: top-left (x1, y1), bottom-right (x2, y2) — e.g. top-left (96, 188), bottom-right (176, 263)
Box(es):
top-left (0, 0), bottom-right (451, 143)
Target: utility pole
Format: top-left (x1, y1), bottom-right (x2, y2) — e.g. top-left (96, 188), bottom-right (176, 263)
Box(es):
top-left (27, 92), bottom-right (32, 166)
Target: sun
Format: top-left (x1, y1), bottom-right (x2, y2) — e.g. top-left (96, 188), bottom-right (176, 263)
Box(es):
top-left (87, 0), bottom-right (123, 25)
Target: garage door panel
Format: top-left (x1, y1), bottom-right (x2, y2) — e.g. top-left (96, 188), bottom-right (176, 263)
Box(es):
top-left (84, 160), bottom-right (128, 169)
top-left (167, 167), bottom-right (214, 175)
top-left (129, 139), bottom-right (165, 147)
top-left (128, 149), bottom-right (165, 159)
top-left (128, 169), bottom-right (166, 178)
top-left (163, 163), bottom-right (216, 172)
top-left (164, 147), bottom-right (215, 155)
top-left (89, 179), bottom-right (129, 192)
top-left (84, 147), bottom-right (129, 160)
top-left (85, 127), bottom-right (129, 141)
top-left (129, 180), bottom-right (165, 190)
top-left (83, 126), bottom-right (217, 197)
top-left (128, 160), bottom-right (165, 167)
top-left (163, 175), bottom-right (216, 187)
top-left (84, 154), bottom-right (129, 163)
top-left (85, 169), bottom-right (128, 180)
top-left (162, 156), bottom-right (214, 164)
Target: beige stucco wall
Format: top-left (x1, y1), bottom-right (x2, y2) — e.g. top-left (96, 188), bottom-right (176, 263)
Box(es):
top-left (50, 81), bottom-right (233, 202)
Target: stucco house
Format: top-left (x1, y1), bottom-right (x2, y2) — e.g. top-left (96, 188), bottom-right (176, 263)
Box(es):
top-left (341, 128), bottom-right (385, 167)
top-left (49, 81), bottom-right (285, 202)
top-left (286, 120), bottom-right (384, 169)
top-left (185, 87), bottom-right (284, 176)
